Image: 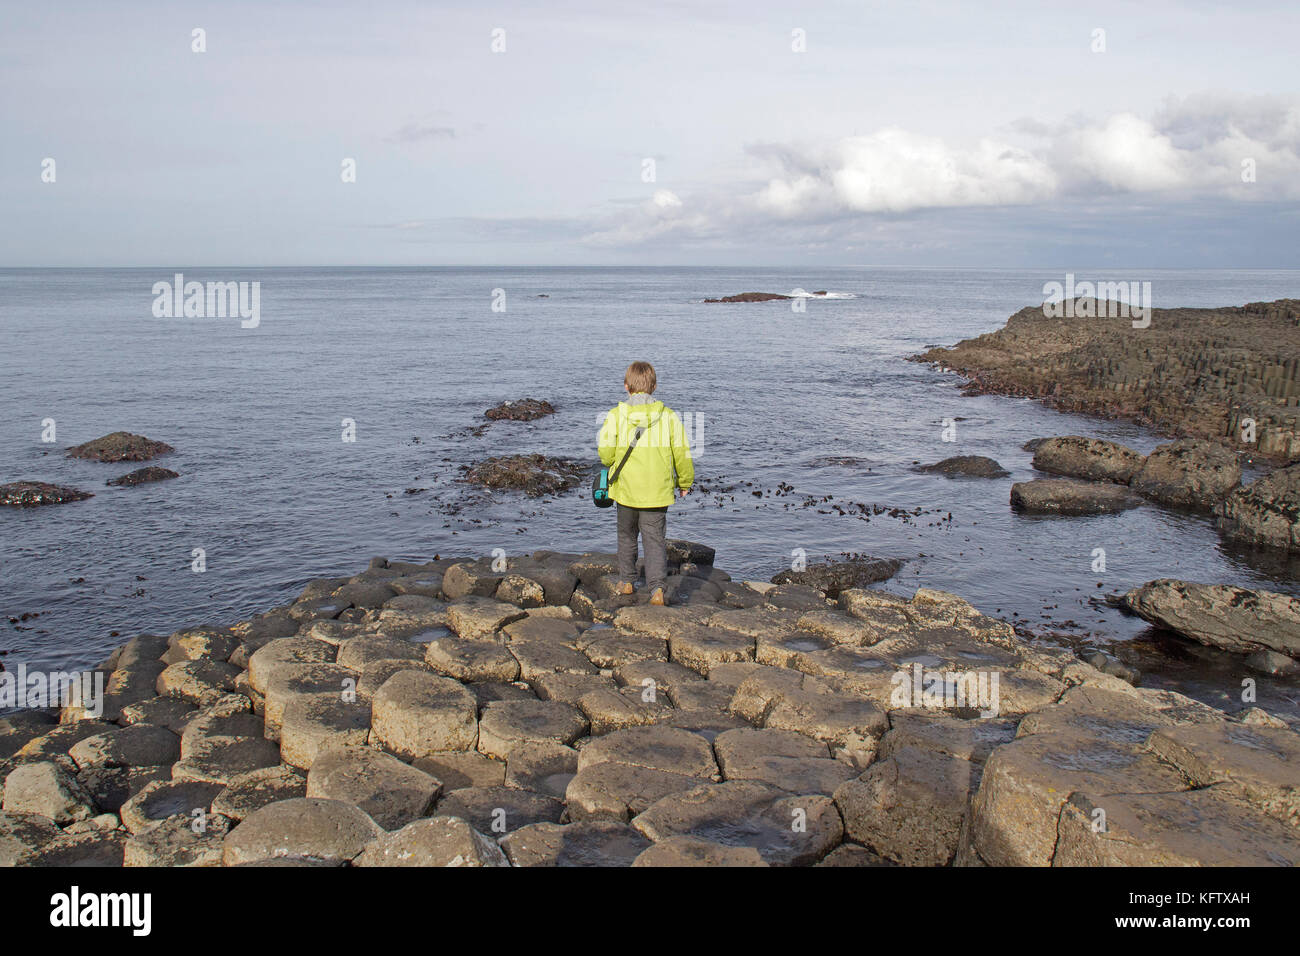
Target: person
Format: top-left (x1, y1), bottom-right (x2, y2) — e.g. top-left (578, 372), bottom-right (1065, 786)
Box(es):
top-left (597, 361), bottom-right (694, 605)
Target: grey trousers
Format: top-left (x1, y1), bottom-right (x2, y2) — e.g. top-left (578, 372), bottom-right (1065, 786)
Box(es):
top-left (617, 504), bottom-right (668, 593)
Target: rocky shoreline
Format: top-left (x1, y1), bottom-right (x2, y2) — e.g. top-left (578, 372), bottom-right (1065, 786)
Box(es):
top-left (3, 543), bottom-right (1297, 867)
top-left (916, 300), bottom-right (1300, 564)
top-left (914, 298), bottom-right (1300, 462)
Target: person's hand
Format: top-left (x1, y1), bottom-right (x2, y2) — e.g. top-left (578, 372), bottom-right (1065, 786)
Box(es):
top-left (678, 487), bottom-right (690, 498)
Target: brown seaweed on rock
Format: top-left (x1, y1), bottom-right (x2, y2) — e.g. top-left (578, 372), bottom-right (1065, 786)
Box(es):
top-left (66, 432), bottom-right (174, 462)
top-left (460, 455), bottom-right (590, 497)
top-left (0, 481), bottom-right (94, 507)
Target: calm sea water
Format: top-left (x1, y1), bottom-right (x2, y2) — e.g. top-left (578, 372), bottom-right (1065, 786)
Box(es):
top-left (3, 267), bottom-right (1299, 717)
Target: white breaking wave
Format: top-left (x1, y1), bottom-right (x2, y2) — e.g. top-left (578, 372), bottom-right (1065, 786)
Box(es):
top-left (790, 288), bottom-right (857, 299)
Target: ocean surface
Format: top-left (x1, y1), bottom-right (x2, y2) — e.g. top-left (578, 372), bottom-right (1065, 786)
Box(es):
top-left (3, 267), bottom-right (1299, 718)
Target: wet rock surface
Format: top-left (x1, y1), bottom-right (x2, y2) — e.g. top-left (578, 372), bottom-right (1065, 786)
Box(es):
top-left (1010, 478), bottom-right (1143, 515)
top-left (0, 481), bottom-right (94, 507)
top-left (1217, 463), bottom-right (1300, 553)
top-left (66, 431), bottom-right (174, 462)
top-left (1031, 436), bottom-right (1146, 485)
top-left (1130, 439), bottom-right (1241, 510)
top-left (484, 398), bottom-right (556, 421)
top-left (703, 292), bottom-right (792, 303)
top-left (770, 557), bottom-right (902, 597)
top-left (914, 456), bottom-right (1009, 479)
top-left (461, 455), bottom-right (589, 497)
top-left (3, 540), bottom-right (1297, 867)
top-left (106, 466), bottom-right (180, 487)
top-left (1123, 579), bottom-right (1300, 659)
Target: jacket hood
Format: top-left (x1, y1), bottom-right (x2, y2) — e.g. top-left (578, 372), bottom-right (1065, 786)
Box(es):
top-left (619, 400), bottom-right (665, 422)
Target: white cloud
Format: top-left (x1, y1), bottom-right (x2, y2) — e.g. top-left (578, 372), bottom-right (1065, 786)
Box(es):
top-left (583, 93), bottom-right (1300, 247)
top-left (754, 129), bottom-right (1059, 216)
top-left (1054, 113), bottom-right (1187, 192)
top-left (582, 189), bottom-right (712, 247)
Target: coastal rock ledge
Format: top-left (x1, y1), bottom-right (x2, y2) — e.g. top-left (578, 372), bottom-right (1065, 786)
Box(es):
top-left (3, 544), bottom-right (1298, 867)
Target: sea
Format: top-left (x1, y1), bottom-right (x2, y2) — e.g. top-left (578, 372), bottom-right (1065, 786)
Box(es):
top-left (3, 266), bottom-right (1298, 719)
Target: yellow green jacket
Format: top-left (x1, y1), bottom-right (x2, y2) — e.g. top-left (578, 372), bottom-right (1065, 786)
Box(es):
top-left (598, 399), bottom-right (694, 508)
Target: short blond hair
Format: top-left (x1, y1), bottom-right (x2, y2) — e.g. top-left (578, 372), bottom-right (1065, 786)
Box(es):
top-left (624, 361), bottom-right (657, 394)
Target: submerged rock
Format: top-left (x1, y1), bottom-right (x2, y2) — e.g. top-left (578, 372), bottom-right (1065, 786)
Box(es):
top-left (484, 398), bottom-right (556, 422)
top-left (461, 455), bottom-right (589, 497)
top-left (0, 481), bottom-right (93, 507)
top-left (107, 467), bottom-right (180, 487)
top-left (770, 557), bottom-right (902, 597)
top-left (1010, 479), bottom-right (1142, 515)
top-left (914, 456), bottom-right (1009, 478)
top-left (66, 431), bottom-right (173, 462)
top-left (1123, 579), bottom-right (1300, 659)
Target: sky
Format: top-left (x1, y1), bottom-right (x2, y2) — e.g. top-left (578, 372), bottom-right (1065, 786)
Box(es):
top-left (2, 0), bottom-right (1298, 267)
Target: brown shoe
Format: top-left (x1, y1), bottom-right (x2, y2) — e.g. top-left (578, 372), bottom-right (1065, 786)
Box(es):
top-left (617, 581), bottom-right (634, 596)
top-left (649, 588), bottom-right (666, 606)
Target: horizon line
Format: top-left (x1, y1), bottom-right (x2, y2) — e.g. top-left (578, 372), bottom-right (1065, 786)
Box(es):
top-left (4, 264), bottom-right (1299, 272)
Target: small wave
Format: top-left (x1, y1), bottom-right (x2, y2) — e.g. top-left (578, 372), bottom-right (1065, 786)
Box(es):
top-left (790, 288), bottom-right (857, 299)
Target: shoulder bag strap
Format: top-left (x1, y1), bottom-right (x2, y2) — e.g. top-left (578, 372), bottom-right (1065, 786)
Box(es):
top-left (609, 412), bottom-right (664, 484)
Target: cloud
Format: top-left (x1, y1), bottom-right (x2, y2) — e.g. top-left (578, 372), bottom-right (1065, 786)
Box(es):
top-left (582, 93), bottom-right (1300, 247)
top-left (389, 123), bottom-right (456, 144)
top-left (581, 189), bottom-right (718, 247)
top-left (1053, 113), bottom-right (1187, 192)
top-left (652, 189), bottom-right (682, 209)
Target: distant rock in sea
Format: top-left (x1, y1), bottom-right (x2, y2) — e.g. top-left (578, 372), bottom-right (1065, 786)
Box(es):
top-left (705, 290), bottom-right (841, 303)
top-left (484, 399), bottom-right (556, 422)
top-left (107, 467), bottom-right (180, 487)
top-left (66, 432), bottom-right (173, 463)
top-left (1, 481), bottom-right (94, 507)
top-left (704, 292), bottom-right (792, 303)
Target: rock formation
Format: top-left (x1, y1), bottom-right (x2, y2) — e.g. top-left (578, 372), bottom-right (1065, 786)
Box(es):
top-left (484, 399), bottom-right (556, 422)
top-left (1217, 464), bottom-right (1300, 553)
top-left (66, 432), bottom-right (174, 462)
top-left (0, 481), bottom-right (94, 507)
top-left (2, 545), bottom-right (1297, 867)
top-left (703, 292), bottom-right (792, 303)
top-left (914, 456), bottom-right (1009, 478)
top-left (460, 455), bottom-right (589, 497)
top-left (1010, 479), bottom-right (1142, 515)
top-left (107, 467), bottom-right (180, 487)
top-left (915, 299), bottom-right (1300, 461)
top-left (1123, 580), bottom-right (1300, 659)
